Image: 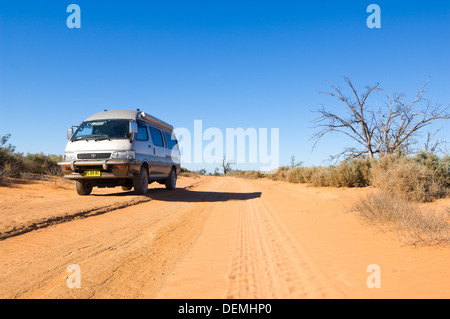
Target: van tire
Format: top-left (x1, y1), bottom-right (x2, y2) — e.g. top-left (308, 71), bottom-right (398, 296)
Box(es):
top-left (165, 168), bottom-right (177, 190)
top-left (134, 167), bottom-right (149, 195)
top-left (76, 181), bottom-right (92, 196)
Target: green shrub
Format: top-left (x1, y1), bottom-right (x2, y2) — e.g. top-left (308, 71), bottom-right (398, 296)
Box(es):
top-left (1, 134), bottom-right (62, 181)
top-left (22, 153), bottom-right (63, 175)
top-left (413, 152), bottom-right (450, 188)
top-left (0, 147), bottom-right (24, 180)
top-left (436, 155), bottom-right (450, 187)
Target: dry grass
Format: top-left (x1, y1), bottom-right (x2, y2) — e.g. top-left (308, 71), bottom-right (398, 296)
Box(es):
top-left (350, 191), bottom-right (449, 246)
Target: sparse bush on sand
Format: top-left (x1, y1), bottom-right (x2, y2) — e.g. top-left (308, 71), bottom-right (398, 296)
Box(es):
top-left (350, 191), bottom-right (449, 246)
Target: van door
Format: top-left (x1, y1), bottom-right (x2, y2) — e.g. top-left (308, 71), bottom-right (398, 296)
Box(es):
top-left (148, 125), bottom-right (168, 177)
top-left (133, 122), bottom-right (152, 171)
top-left (163, 131), bottom-right (180, 171)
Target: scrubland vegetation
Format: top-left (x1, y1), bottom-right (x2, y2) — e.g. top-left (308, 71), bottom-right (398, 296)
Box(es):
top-left (0, 134), bottom-right (62, 183)
top-left (269, 153), bottom-right (449, 202)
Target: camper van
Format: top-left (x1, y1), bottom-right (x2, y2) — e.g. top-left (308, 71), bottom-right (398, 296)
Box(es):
top-left (58, 110), bottom-right (181, 195)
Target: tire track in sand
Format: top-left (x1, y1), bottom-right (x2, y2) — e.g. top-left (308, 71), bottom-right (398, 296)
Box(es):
top-left (156, 177), bottom-right (343, 298)
top-left (225, 178), bottom-right (344, 298)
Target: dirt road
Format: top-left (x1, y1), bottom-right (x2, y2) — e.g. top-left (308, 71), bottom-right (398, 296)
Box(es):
top-left (0, 175), bottom-right (449, 298)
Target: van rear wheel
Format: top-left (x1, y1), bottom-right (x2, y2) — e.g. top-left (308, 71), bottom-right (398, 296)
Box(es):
top-left (133, 167), bottom-right (149, 195)
top-left (165, 168), bottom-right (177, 190)
top-left (76, 181), bottom-right (92, 196)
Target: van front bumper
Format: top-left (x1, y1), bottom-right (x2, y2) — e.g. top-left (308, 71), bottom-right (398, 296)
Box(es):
top-left (57, 160), bottom-right (140, 180)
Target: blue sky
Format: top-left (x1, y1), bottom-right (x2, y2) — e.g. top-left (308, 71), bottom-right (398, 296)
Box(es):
top-left (0, 1), bottom-right (449, 171)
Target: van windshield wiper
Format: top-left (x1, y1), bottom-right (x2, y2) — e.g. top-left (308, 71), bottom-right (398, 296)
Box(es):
top-left (71, 137), bottom-right (90, 142)
top-left (94, 137), bottom-right (111, 141)
top-left (71, 135), bottom-right (110, 142)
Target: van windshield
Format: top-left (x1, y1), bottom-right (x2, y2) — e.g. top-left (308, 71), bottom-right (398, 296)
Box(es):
top-left (71, 119), bottom-right (130, 141)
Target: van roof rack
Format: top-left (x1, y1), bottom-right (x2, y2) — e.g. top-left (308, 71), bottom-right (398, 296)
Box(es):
top-left (85, 110), bottom-right (173, 131)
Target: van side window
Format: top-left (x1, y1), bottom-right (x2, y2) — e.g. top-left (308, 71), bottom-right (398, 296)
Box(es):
top-left (164, 132), bottom-right (179, 150)
top-left (149, 126), bottom-right (164, 147)
top-left (136, 123), bottom-right (149, 141)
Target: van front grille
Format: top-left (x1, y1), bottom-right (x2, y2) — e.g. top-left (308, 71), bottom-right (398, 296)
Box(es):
top-left (77, 153), bottom-right (111, 160)
top-left (76, 165), bottom-right (105, 171)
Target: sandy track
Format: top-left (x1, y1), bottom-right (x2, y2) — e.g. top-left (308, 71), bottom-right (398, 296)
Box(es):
top-left (0, 178), bottom-right (152, 240)
top-left (0, 176), bottom-right (449, 298)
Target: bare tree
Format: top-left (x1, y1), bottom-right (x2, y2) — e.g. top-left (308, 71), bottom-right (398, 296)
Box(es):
top-left (312, 77), bottom-right (381, 160)
top-left (312, 77), bottom-right (449, 161)
top-left (289, 156), bottom-right (303, 168)
top-left (372, 78), bottom-right (449, 156)
top-left (222, 156), bottom-right (234, 174)
top-left (423, 129), bottom-right (446, 154)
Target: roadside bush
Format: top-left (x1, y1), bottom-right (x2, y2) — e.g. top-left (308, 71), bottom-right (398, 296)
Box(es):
top-left (414, 152), bottom-right (450, 188)
top-left (268, 154), bottom-right (448, 202)
top-left (231, 170), bottom-right (264, 179)
top-left (0, 134), bottom-right (63, 182)
top-left (270, 158), bottom-right (373, 188)
top-left (300, 166), bottom-right (316, 184)
top-left (0, 147), bottom-right (24, 181)
top-left (285, 159), bottom-right (374, 188)
top-left (435, 155), bottom-right (450, 188)
top-left (271, 166), bottom-right (288, 181)
top-left (332, 158), bottom-right (373, 187)
top-left (351, 191), bottom-right (449, 246)
top-left (22, 153), bottom-right (63, 176)
top-left (311, 167), bottom-right (332, 187)
top-left (371, 154), bottom-right (445, 202)
top-left (286, 167), bottom-right (303, 183)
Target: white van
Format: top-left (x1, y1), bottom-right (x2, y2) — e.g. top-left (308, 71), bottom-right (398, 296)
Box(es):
top-left (58, 110), bottom-right (181, 195)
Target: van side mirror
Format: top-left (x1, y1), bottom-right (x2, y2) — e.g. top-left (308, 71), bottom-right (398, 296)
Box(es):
top-left (129, 122), bottom-right (138, 135)
top-left (67, 128), bottom-right (74, 140)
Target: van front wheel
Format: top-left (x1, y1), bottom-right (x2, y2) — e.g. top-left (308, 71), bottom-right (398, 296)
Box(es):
top-left (76, 181), bottom-right (92, 196)
top-left (134, 167), bottom-right (149, 195)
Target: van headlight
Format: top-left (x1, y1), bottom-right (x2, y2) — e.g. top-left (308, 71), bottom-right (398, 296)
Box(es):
top-left (64, 152), bottom-right (76, 161)
top-left (111, 151), bottom-right (135, 160)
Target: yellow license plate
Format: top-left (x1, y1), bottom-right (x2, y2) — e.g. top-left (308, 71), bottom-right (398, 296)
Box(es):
top-left (84, 171), bottom-right (101, 177)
